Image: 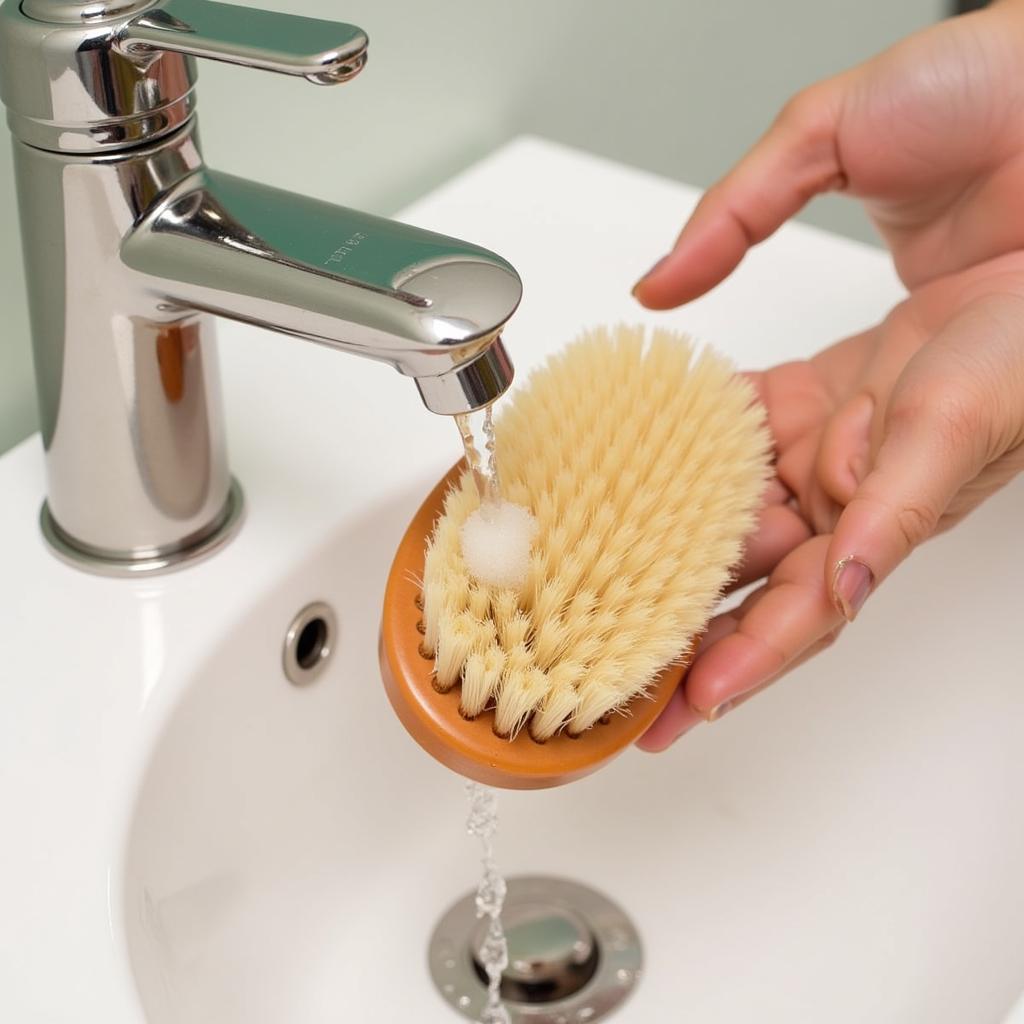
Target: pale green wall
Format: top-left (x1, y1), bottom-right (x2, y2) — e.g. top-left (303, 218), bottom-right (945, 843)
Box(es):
top-left (0, 0), bottom-right (944, 454)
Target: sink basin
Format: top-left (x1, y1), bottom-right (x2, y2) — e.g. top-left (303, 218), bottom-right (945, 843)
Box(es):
top-left (2, 137), bottom-right (1023, 1024)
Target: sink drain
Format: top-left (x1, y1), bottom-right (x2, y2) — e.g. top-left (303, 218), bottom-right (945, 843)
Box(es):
top-left (428, 876), bottom-right (642, 1023)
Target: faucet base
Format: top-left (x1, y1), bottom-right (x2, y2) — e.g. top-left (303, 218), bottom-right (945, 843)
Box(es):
top-left (39, 478), bottom-right (246, 577)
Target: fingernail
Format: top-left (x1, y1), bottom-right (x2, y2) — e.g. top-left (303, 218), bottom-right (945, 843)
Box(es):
top-left (631, 255), bottom-right (669, 295)
top-left (706, 699), bottom-right (734, 722)
top-left (831, 556), bottom-right (874, 622)
top-left (704, 676), bottom-right (776, 722)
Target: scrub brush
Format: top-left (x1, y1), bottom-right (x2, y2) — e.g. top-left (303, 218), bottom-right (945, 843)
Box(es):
top-left (380, 325), bottom-right (772, 788)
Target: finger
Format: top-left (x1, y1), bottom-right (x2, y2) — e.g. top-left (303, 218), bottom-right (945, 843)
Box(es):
top-left (777, 420), bottom-right (852, 535)
top-left (826, 297), bottom-right (1012, 620)
top-left (812, 310), bottom-right (927, 520)
top-left (810, 324), bottom-right (881, 400)
top-left (634, 684), bottom-right (704, 752)
top-left (683, 534), bottom-right (844, 717)
top-left (635, 611), bottom-right (740, 752)
top-left (638, 543), bottom-right (825, 751)
top-left (747, 362), bottom-right (836, 454)
top-left (775, 429), bottom-right (820, 512)
top-left (807, 481), bottom-right (843, 537)
top-left (763, 476), bottom-right (793, 505)
top-left (727, 502), bottom-right (813, 591)
top-left (815, 391), bottom-right (874, 506)
top-left (707, 628), bottom-right (844, 722)
top-left (632, 81), bottom-right (846, 308)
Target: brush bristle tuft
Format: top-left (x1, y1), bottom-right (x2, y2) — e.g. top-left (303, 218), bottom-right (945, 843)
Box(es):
top-left (421, 326), bottom-right (772, 741)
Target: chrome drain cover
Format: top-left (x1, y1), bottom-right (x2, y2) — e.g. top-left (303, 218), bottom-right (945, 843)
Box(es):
top-left (428, 876), bottom-right (642, 1023)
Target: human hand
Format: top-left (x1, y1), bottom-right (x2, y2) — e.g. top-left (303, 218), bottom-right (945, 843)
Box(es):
top-left (633, 0), bottom-right (1024, 308)
top-left (638, 256), bottom-right (1024, 750)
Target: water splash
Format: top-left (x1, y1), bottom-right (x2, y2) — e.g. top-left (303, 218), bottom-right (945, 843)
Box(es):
top-left (465, 781), bottom-right (510, 1024)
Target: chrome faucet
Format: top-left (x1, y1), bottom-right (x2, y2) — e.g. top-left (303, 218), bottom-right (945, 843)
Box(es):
top-left (0, 0), bottom-right (521, 574)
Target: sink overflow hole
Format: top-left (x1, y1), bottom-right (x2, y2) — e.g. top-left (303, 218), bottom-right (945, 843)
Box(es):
top-left (296, 618), bottom-right (328, 669)
top-left (283, 601), bottom-right (337, 686)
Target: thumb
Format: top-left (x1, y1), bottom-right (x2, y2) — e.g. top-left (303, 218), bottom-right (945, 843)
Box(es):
top-left (633, 78), bottom-right (847, 310)
top-left (825, 298), bottom-right (1013, 621)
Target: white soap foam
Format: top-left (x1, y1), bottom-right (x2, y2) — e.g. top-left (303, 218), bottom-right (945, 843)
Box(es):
top-left (460, 501), bottom-right (538, 590)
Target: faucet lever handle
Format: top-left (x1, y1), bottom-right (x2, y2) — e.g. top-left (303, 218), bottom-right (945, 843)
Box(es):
top-left (117, 0), bottom-right (368, 84)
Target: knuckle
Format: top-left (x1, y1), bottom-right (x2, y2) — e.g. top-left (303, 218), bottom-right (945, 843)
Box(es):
top-left (894, 498), bottom-right (939, 550)
top-left (777, 86), bottom-right (831, 140)
top-left (848, 490), bottom-right (940, 552)
top-left (939, 394), bottom-right (985, 451)
top-left (890, 381), bottom-right (985, 455)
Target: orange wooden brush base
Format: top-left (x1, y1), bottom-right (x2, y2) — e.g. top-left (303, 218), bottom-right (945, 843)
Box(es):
top-left (379, 464), bottom-right (692, 790)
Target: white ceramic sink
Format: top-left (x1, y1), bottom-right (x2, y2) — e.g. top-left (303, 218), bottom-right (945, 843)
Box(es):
top-left (2, 137), bottom-right (1023, 1024)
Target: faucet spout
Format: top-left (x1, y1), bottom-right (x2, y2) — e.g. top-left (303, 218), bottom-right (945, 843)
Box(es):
top-left (122, 170), bottom-right (521, 414)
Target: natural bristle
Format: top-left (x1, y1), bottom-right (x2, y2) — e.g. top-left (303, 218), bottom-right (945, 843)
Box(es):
top-left (422, 325), bottom-right (772, 742)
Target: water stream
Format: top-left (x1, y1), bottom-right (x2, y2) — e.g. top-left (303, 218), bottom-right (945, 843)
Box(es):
top-left (458, 407), bottom-right (511, 1022)
top-left (465, 781), bottom-right (510, 1024)
top-left (455, 407), bottom-right (501, 510)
